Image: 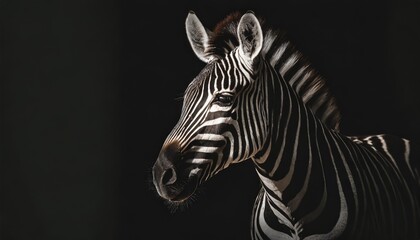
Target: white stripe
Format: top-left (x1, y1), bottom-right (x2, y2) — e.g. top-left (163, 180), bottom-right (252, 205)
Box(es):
top-left (189, 146), bottom-right (219, 153)
top-left (289, 65), bottom-right (308, 86)
top-left (269, 42), bottom-right (289, 67)
top-left (186, 158), bottom-right (211, 164)
top-left (402, 139), bottom-right (415, 177)
top-left (280, 54), bottom-right (299, 76)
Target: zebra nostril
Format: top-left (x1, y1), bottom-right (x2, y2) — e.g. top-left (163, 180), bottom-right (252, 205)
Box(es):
top-left (161, 167), bottom-right (177, 185)
top-left (154, 142), bottom-right (181, 188)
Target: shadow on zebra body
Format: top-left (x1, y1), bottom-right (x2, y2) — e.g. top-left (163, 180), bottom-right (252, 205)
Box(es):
top-left (151, 10), bottom-right (420, 240)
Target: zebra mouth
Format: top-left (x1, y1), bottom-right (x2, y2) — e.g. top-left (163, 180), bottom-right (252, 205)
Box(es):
top-left (153, 145), bottom-right (210, 203)
top-left (163, 173), bottom-right (199, 202)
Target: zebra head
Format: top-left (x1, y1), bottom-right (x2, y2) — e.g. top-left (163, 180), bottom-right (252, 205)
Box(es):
top-left (153, 11), bottom-right (270, 203)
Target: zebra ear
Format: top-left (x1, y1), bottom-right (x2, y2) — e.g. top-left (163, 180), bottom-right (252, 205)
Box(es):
top-left (185, 11), bottom-right (213, 63)
top-left (237, 11), bottom-right (263, 67)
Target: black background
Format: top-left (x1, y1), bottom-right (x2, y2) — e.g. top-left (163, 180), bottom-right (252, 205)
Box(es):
top-left (1, 0), bottom-right (420, 240)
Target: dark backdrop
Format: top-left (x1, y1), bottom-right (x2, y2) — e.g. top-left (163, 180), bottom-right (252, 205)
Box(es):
top-left (1, 0), bottom-right (420, 240)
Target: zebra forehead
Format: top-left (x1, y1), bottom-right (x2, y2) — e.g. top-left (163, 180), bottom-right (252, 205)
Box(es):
top-left (206, 11), bottom-right (270, 58)
top-left (206, 11), bottom-right (242, 57)
top-left (186, 58), bottom-right (241, 92)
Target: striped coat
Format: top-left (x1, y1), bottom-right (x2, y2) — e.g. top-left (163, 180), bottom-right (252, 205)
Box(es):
top-left (152, 11), bottom-right (420, 239)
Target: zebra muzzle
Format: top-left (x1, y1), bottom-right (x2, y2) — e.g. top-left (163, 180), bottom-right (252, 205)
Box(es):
top-left (152, 142), bottom-right (199, 202)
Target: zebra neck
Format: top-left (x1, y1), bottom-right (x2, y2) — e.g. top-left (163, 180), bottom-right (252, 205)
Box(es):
top-left (252, 65), bottom-right (348, 235)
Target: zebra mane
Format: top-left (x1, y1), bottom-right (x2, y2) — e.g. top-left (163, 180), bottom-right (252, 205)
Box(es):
top-left (205, 12), bottom-right (341, 131)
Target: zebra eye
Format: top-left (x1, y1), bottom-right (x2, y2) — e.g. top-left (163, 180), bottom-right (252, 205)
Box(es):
top-left (214, 93), bottom-right (234, 106)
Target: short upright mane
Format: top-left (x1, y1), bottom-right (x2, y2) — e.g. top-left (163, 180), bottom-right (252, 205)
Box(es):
top-left (205, 12), bottom-right (341, 130)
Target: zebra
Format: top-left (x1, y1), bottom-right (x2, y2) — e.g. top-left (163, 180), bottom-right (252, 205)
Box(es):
top-left (152, 10), bottom-right (420, 239)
